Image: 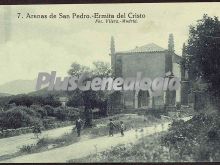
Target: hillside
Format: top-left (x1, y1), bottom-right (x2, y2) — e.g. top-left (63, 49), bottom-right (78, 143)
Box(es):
top-left (0, 80), bottom-right (36, 95)
top-left (28, 87), bottom-right (68, 97)
top-left (0, 92), bottom-right (11, 97)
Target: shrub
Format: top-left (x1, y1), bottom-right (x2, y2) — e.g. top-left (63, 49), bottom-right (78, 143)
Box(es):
top-left (44, 105), bottom-right (55, 116)
top-left (42, 117), bottom-right (56, 129)
top-left (54, 107), bottom-right (80, 121)
top-left (37, 137), bottom-right (51, 147)
top-left (0, 106), bottom-right (42, 129)
top-left (19, 144), bottom-right (36, 153)
top-left (35, 132), bottom-right (80, 149)
top-left (30, 105), bottom-right (47, 118)
top-left (162, 112), bottom-right (220, 161)
top-left (54, 107), bottom-right (67, 121)
top-left (16, 106), bottom-right (40, 118)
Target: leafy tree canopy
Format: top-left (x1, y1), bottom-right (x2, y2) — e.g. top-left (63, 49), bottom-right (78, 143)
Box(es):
top-left (186, 14), bottom-right (220, 96)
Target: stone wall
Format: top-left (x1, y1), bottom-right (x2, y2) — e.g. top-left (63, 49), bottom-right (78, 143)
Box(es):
top-left (0, 121), bottom-right (72, 139)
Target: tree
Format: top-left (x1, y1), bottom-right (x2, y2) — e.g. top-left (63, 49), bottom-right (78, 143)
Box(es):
top-left (66, 89), bottom-right (84, 107)
top-left (8, 94), bottom-right (33, 107)
top-left (67, 61), bottom-right (112, 127)
top-left (186, 14), bottom-right (220, 100)
top-left (92, 61), bottom-right (112, 77)
top-left (41, 94), bottom-right (61, 107)
top-left (68, 62), bottom-right (90, 77)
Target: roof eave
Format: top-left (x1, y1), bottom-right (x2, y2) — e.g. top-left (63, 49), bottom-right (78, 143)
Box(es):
top-left (115, 50), bottom-right (167, 55)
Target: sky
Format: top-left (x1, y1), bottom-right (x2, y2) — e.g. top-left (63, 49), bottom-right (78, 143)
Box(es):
top-left (0, 3), bottom-right (220, 85)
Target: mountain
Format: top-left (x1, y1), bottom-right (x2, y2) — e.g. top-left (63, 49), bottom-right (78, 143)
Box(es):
top-left (0, 79), bottom-right (36, 95)
top-left (0, 92), bottom-right (11, 97)
top-left (28, 87), bottom-right (68, 97)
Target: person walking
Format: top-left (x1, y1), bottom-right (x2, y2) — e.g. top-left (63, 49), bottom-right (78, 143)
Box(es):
top-left (33, 123), bottom-right (41, 139)
top-left (108, 119), bottom-right (116, 136)
top-left (75, 116), bottom-right (83, 137)
top-left (120, 121), bottom-right (125, 136)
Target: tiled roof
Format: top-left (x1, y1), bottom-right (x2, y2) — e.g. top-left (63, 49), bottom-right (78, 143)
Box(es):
top-left (116, 43), bottom-right (166, 54)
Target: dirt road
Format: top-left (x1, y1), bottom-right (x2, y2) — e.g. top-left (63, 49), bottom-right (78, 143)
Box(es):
top-left (0, 125), bottom-right (73, 156)
top-left (1, 116), bottom-right (191, 163)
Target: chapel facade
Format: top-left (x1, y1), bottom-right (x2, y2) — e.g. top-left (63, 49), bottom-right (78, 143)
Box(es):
top-left (109, 34), bottom-right (189, 109)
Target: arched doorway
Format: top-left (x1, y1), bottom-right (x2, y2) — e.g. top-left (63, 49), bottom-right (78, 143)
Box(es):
top-left (138, 90), bottom-right (150, 108)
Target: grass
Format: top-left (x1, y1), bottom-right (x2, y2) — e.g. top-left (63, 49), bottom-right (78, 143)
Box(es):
top-left (68, 132), bottom-right (172, 163)
top-left (84, 113), bottom-right (162, 138)
top-left (68, 130), bottom-right (195, 163)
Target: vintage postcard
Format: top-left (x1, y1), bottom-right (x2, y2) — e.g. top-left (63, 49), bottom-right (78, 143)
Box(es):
top-left (0, 2), bottom-right (220, 163)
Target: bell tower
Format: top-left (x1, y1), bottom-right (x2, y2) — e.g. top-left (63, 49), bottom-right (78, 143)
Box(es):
top-left (165, 33), bottom-right (175, 73)
top-left (165, 33), bottom-right (176, 108)
top-left (110, 36), bottom-right (116, 76)
top-left (180, 43), bottom-right (189, 105)
top-left (168, 33), bottom-right (175, 52)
